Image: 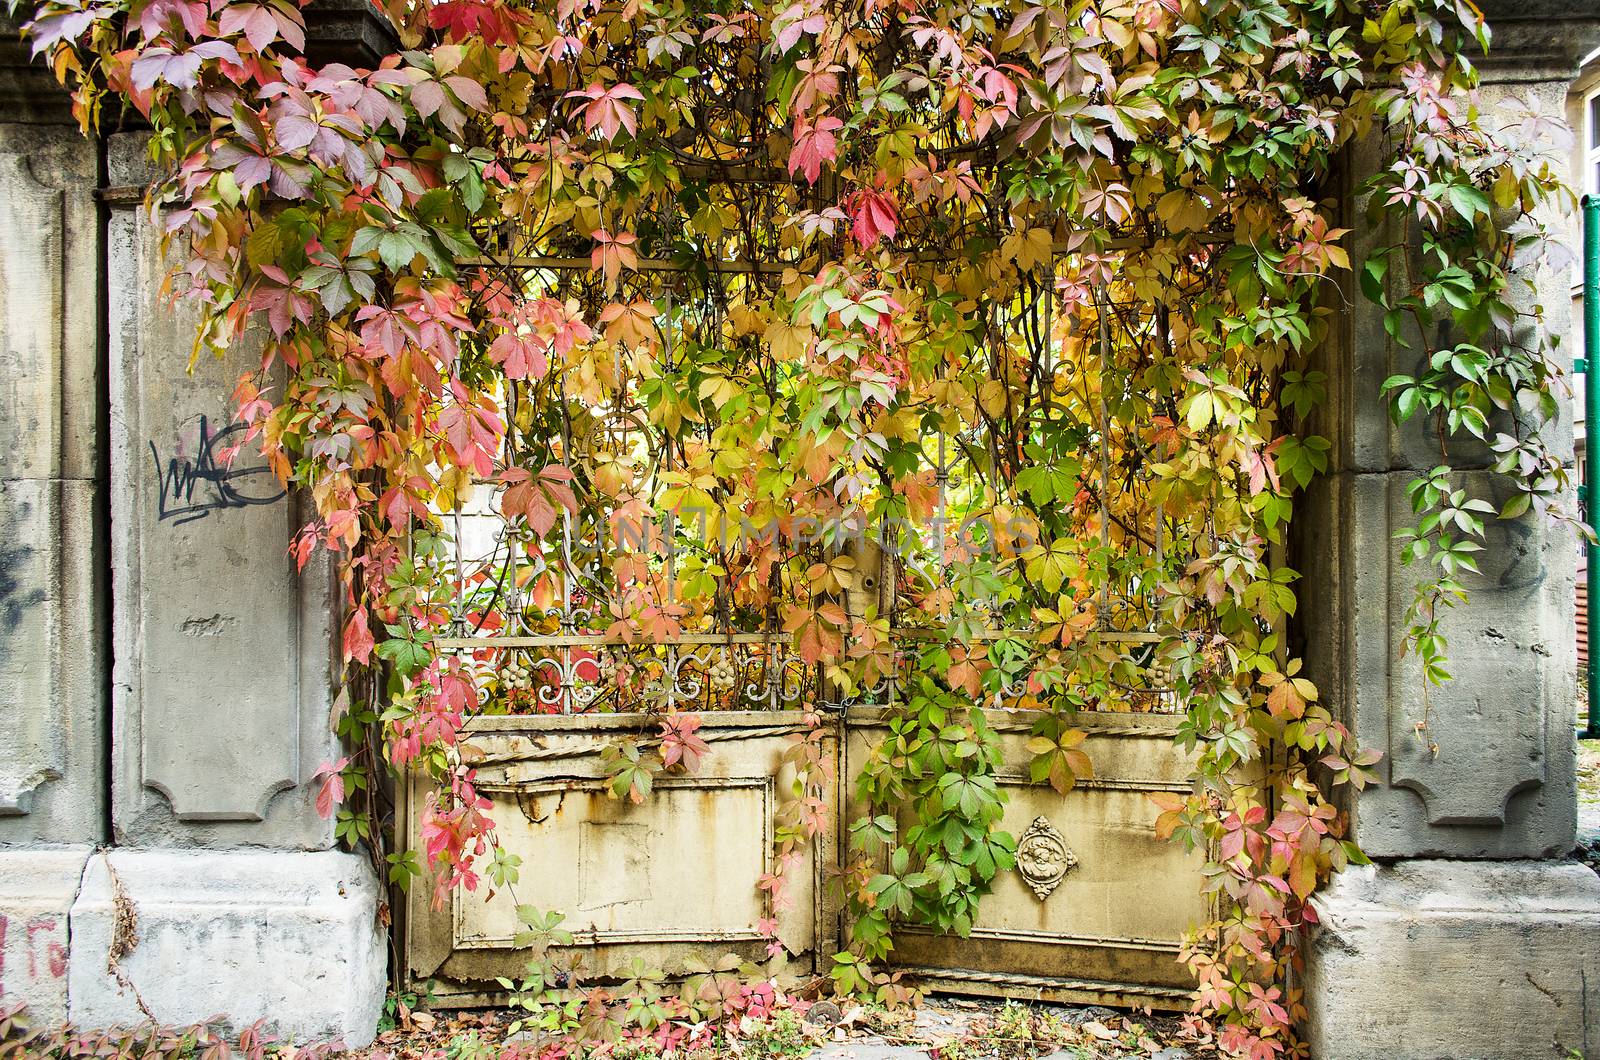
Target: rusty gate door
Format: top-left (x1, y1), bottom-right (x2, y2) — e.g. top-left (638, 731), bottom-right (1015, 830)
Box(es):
top-left (843, 707), bottom-right (1205, 1009)
top-left (401, 647), bottom-right (1204, 1009)
top-left (401, 637), bottom-right (842, 1003)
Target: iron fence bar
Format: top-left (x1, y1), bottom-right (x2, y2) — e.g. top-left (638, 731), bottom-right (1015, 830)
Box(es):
top-left (455, 234), bottom-right (1239, 275)
top-left (1095, 285), bottom-right (1112, 616)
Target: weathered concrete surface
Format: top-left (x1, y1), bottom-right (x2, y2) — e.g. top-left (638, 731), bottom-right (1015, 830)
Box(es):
top-left (0, 18), bottom-right (81, 125)
top-left (1299, 467), bottom-right (1578, 860)
top-left (0, 120), bottom-right (105, 846)
top-left (0, 129), bottom-right (100, 485)
top-left (68, 848), bottom-right (385, 1046)
top-left (1292, 9), bottom-right (1600, 1054)
top-left (0, 479), bottom-right (105, 839)
top-left (1477, 1), bottom-right (1600, 82)
top-left (0, 846), bottom-right (89, 1025)
top-left (1297, 36), bottom-right (1590, 862)
top-left (106, 133), bottom-right (339, 849)
top-left (1303, 859), bottom-right (1600, 1060)
top-left (1316, 77), bottom-right (1579, 481)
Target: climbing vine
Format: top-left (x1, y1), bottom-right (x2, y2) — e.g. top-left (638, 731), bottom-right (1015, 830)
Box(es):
top-left (17, 0), bottom-right (1577, 1053)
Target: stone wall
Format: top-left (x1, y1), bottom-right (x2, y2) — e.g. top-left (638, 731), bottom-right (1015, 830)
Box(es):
top-left (0, 121), bottom-right (104, 850)
top-left (0, 75), bottom-right (105, 1027)
top-left (1, 2), bottom-right (1599, 1055)
top-left (0, 29), bottom-right (386, 1047)
top-left (104, 136), bottom-right (342, 851)
top-left (1298, 7), bottom-right (1600, 1058)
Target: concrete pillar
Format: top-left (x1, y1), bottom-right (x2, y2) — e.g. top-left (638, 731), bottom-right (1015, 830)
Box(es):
top-left (103, 134), bottom-right (343, 850)
top-left (1299, 6), bottom-right (1600, 1057)
top-left (0, 25), bottom-right (105, 1025)
top-left (49, 132), bottom-right (385, 1045)
top-left (0, 6), bottom-right (392, 1041)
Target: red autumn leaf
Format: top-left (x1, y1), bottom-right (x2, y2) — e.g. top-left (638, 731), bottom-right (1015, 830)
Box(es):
top-left (313, 756), bottom-right (349, 819)
top-left (945, 644), bottom-right (983, 696)
top-left (290, 525), bottom-right (318, 571)
top-left (354, 303), bottom-right (415, 361)
top-left (30, 6), bottom-right (121, 53)
top-left (443, 75), bottom-right (488, 112)
top-left (428, 0), bottom-right (523, 45)
top-left (380, 478), bottom-right (430, 527)
top-left (771, 1), bottom-right (825, 53)
top-left (782, 601), bottom-right (846, 664)
top-left (535, 297), bottom-right (595, 354)
top-left (343, 606), bottom-right (375, 664)
top-left (597, 299), bottom-right (658, 348)
top-left (791, 58), bottom-right (840, 113)
top-left (846, 187), bottom-right (898, 246)
top-left (217, 1), bottom-right (305, 53)
top-left (437, 393), bottom-right (503, 477)
top-left (589, 229), bottom-right (638, 288)
top-left (1265, 674), bottom-right (1306, 717)
top-left (659, 712), bottom-right (710, 772)
top-left (252, 266), bottom-right (315, 338)
top-left (488, 328), bottom-right (550, 380)
top-left (787, 115), bottom-right (843, 185)
top-left (636, 599), bottom-right (688, 642)
top-left (565, 82), bottom-right (644, 141)
top-left (129, 40), bottom-right (240, 91)
top-left (1148, 790), bottom-right (1189, 840)
top-left (501, 463), bottom-right (578, 536)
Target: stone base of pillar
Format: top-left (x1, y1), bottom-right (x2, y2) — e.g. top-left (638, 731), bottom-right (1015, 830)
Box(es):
top-left (0, 846), bottom-right (92, 1027)
top-left (66, 848), bottom-right (386, 1048)
top-left (1303, 858), bottom-right (1600, 1059)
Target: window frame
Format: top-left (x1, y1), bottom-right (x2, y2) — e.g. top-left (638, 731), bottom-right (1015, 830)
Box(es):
top-left (1587, 89), bottom-right (1600, 197)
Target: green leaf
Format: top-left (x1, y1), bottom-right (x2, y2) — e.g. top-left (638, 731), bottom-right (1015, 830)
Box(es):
top-left (1499, 492), bottom-right (1532, 519)
top-left (377, 229), bottom-right (423, 272)
top-left (1360, 257), bottom-right (1388, 304)
top-left (375, 634), bottom-right (430, 677)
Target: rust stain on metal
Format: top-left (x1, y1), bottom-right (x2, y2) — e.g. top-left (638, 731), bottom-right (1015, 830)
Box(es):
top-left (515, 789), bottom-right (570, 825)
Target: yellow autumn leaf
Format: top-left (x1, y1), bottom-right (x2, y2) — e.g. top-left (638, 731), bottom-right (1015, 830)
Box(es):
top-left (729, 303), bottom-right (767, 336)
top-left (764, 318), bottom-right (811, 362)
top-left (1002, 226), bottom-right (1054, 271)
top-left (1156, 189), bottom-right (1211, 233)
top-left (1183, 389), bottom-right (1216, 431)
top-left (698, 374), bottom-right (741, 409)
top-left (978, 378), bottom-right (1009, 418)
top-left (712, 443), bottom-right (750, 475)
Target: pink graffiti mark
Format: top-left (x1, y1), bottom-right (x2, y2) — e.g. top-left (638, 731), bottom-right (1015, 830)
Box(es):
top-left (25, 918), bottom-right (67, 979)
top-left (0, 913), bottom-right (7, 995)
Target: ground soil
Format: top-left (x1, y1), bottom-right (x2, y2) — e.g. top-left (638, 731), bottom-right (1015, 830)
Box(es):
top-left (345, 994), bottom-right (1212, 1059)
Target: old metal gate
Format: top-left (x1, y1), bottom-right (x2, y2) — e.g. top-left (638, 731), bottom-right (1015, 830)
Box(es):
top-left (841, 707), bottom-right (1202, 1006)
top-left (402, 707), bottom-right (837, 996)
top-left (400, 648), bottom-right (1202, 1008)
top-left (398, 179), bottom-right (1207, 1004)
top-left (400, 535), bottom-right (1205, 1009)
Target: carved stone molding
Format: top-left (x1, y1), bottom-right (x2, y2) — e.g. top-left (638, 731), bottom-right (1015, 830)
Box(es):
top-left (0, 124), bottom-right (105, 845)
top-left (1477, 1), bottom-right (1600, 83)
top-left (1016, 816), bottom-right (1077, 900)
top-left (106, 132), bottom-right (337, 848)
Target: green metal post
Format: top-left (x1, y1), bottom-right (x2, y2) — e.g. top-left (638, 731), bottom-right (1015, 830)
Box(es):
top-left (1584, 196), bottom-right (1600, 740)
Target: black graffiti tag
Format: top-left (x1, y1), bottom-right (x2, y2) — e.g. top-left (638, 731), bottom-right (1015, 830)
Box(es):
top-left (149, 415), bottom-right (286, 525)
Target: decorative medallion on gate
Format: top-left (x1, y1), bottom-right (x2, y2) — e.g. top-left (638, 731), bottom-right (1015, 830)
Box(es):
top-left (1016, 816), bottom-right (1077, 900)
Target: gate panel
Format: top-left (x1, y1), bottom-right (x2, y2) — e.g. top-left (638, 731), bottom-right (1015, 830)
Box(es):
top-left (843, 708), bottom-right (1205, 1009)
top-left (404, 712), bottom-right (838, 1002)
